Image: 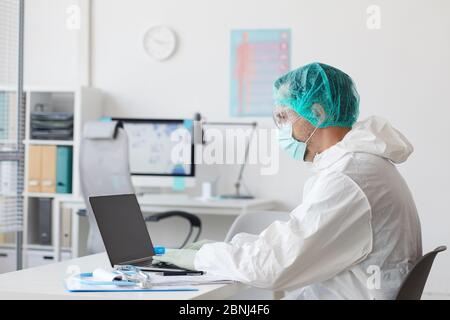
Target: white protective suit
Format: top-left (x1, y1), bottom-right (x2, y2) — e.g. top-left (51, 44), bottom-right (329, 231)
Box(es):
top-left (194, 116), bottom-right (422, 300)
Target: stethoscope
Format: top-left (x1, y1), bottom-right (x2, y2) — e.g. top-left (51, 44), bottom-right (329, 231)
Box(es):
top-left (74, 272), bottom-right (137, 286)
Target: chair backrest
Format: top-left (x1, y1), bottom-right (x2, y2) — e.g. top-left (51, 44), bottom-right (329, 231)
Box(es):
top-left (225, 210), bottom-right (290, 242)
top-left (80, 122), bottom-right (134, 254)
top-left (396, 246), bottom-right (447, 300)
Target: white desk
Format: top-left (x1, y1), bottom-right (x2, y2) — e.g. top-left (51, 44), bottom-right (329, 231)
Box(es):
top-left (52, 195), bottom-right (276, 261)
top-left (137, 194), bottom-right (276, 216)
top-left (0, 253), bottom-right (246, 300)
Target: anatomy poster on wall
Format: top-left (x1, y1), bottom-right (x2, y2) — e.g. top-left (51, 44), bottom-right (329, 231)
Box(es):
top-left (230, 29), bottom-right (291, 117)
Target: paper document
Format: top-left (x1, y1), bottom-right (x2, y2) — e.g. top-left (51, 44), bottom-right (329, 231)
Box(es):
top-left (146, 273), bottom-right (235, 286)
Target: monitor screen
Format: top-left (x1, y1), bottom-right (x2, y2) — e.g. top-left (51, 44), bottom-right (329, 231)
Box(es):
top-left (115, 118), bottom-right (194, 177)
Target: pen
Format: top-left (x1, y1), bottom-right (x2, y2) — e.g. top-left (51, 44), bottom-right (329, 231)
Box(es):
top-left (154, 270), bottom-right (205, 276)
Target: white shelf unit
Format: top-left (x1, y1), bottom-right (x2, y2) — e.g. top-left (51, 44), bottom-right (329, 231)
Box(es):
top-left (24, 140), bottom-right (75, 146)
top-left (0, 86), bottom-right (102, 271)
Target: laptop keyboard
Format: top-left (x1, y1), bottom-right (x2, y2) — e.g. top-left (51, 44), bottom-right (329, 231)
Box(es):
top-left (134, 260), bottom-right (179, 269)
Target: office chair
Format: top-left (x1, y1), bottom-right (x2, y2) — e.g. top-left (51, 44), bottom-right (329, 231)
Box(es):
top-left (80, 121), bottom-right (135, 254)
top-left (225, 210), bottom-right (290, 300)
top-left (145, 211), bottom-right (202, 248)
top-left (396, 246), bottom-right (447, 300)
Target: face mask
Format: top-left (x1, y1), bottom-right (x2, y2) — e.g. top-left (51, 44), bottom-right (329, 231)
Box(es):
top-left (277, 124), bottom-right (319, 161)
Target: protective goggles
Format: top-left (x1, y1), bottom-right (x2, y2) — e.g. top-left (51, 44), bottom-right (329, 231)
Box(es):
top-left (272, 106), bottom-right (301, 129)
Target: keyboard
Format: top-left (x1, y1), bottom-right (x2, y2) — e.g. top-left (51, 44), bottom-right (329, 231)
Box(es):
top-left (133, 259), bottom-right (187, 271)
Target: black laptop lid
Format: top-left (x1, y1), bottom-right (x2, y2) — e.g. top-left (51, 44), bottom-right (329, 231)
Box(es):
top-left (89, 194), bottom-right (154, 266)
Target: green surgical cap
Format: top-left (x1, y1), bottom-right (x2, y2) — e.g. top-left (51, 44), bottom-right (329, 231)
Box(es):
top-left (273, 62), bottom-right (360, 128)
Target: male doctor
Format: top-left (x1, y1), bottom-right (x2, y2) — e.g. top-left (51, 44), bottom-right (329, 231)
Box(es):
top-left (153, 62), bottom-right (422, 300)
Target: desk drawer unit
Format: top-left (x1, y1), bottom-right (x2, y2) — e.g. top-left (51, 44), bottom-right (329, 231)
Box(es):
top-left (26, 249), bottom-right (71, 268)
top-left (0, 248), bottom-right (17, 274)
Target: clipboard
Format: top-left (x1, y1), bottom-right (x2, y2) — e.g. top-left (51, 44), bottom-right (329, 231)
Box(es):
top-left (65, 275), bottom-right (199, 293)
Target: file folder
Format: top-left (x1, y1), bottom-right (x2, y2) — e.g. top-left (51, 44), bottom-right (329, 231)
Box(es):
top-left (56, 146), bottom-right (72, 194)
top-left (41, 146), bottom-right (57, 193)
top-left (61, 207), bottom-right (72, 247)
top-left (28, 145), bottom-right (42, 192)
top-left (38, 198), bottom-right (52, 245)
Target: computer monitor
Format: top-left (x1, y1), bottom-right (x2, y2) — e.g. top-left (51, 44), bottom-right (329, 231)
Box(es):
top-left (113, 118), bottom-right (195, 188)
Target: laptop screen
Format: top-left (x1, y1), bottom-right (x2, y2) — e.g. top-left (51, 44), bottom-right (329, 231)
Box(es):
top-left (89, 194), bottom-right (154, 266)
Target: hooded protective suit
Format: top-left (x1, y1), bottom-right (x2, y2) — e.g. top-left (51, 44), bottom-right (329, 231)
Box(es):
top-left (194, 116), bottom-right (422, 300)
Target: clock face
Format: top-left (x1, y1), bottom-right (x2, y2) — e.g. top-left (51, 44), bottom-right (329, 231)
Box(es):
top-left (143, 26), bottom-right (177, 61)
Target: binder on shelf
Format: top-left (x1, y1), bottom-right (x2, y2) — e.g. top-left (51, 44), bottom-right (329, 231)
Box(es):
top-left (56, 146), bottom-right (72, 194)
top-left (28, 145), bottom-right (43, 192)
top-left (27, 145), bottom-right (73, 194)
top-left (38, 198), bottom-right (52, 245)
top-left (61, 207), bottom-right (72, 248)
top-left (40, 146), bottom-right (57, 193)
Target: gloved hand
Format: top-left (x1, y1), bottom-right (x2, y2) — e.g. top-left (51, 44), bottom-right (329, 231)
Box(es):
top-left (152, 249), bottom-right (198, 271)
top-left (183, 239), bottom-right (216, 251)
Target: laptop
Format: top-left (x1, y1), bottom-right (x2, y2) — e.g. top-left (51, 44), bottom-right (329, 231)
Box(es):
top-left (89, 193), bottom-right (189, 272)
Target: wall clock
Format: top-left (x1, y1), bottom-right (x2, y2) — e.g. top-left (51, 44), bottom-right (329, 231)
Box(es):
top-left (143, 25), bottom-right (177, 61)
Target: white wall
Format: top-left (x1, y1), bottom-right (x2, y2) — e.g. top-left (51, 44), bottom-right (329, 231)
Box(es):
top-left (26, 0), bottom-right (450, 295)
top-left (24, 0), bottom-right (81, 87)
